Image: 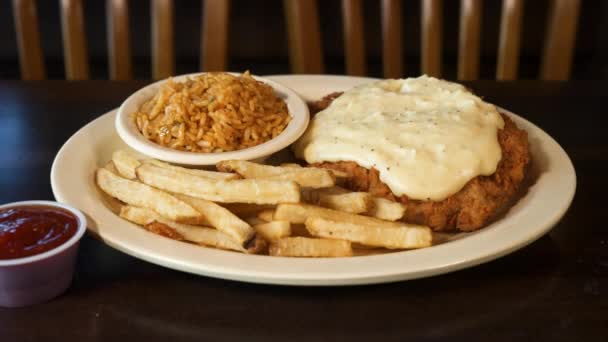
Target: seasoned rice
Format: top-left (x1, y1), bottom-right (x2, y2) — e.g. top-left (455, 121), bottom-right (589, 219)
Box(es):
top-left (133, 71), bottom-right (291, 153)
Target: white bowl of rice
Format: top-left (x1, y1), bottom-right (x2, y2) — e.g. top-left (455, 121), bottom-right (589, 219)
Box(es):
top-left (115, 72), bottom-right (309, 166)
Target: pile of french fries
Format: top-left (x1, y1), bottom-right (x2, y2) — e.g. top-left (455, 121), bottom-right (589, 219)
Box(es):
top-left (96, 150), bottom-right (432, 257)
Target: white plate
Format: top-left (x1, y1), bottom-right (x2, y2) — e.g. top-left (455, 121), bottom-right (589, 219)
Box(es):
top-left (50, 75), bottom-right (576, 286)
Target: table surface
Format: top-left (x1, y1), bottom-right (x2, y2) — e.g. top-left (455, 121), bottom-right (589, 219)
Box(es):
top-left (0, 80), bottom-right (606, 341)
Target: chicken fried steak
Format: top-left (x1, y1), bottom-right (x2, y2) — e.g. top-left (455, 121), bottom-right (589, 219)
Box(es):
top-left (309, 92), bottom-right (530, 232)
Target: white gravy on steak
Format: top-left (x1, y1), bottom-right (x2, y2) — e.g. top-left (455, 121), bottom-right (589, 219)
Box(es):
top-left (293, 75), bottom-right (504, 201)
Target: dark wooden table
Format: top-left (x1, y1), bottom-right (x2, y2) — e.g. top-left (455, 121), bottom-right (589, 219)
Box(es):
top-left (0, 80), bottom-right (606, 341)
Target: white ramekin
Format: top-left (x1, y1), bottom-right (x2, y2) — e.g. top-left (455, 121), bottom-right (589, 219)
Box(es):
top-left (0, 200), bottom-right (87, 307)
top-left (115, 72), bottom-right (309, 166)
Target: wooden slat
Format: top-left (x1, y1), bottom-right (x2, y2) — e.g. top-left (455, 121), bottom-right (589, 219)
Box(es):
top-left (12, 0), bottom-right (46, 80)
top-left (60, 0), bottom-right (89, 80)
top-left (107, 0), bottom-right (132, 80)
top-left (151, 0), bottom-right (174, 79)
top-left (421, 0), bottom-right (442, 77)
top-left (283, 0), bottom-right (324, 74)
top-left (540, 0), bottom-right (580, 80)
top-left (381, 0), bottom-right (403, 78)
top-left (457, 0), bottom-right (481, 80)
top-left (341, 0), bottom-right (366, 76)
top-left (496, 0), bottom-right (523, 80)
top-left (201, 0), bottom-right (230, 72)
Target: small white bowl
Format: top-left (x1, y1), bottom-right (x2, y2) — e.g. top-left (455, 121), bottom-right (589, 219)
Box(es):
top-left (0, 200), bottom-right (87, 307)
top-left (115, 72), bottom-right (310, 166)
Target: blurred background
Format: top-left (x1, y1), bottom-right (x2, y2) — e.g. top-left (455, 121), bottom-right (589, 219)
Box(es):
top-left (1, 0), bottom-right (607, 80)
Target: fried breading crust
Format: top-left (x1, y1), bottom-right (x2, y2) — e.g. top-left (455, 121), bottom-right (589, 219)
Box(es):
top-left (309, 93), bottom-right (530, 232)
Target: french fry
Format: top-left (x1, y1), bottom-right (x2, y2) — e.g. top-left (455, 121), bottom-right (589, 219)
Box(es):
top-left (99, 162), bottom-right (125, 213)
top-left (144, 222), bottom-right (185, 240)
top-left (253, 221), bottom-right (291, 242)
top-left (112, 150), bottom-right (141, 179)
top-left (96, 168), bottom-right (201, 222)
top-left (257, 209), bottom-right (275, 222)
top-left (136, 163), bottom-right (300, 204)
top-left (274, 203), bottom-right (403, 228)
top-left (269, 237), bottom-right (352, 257)
top-left (366, 197), bottom-right (406, 221)
top-left (119, 205), bottom-right (160, 225)
top-left (177, 226), bottom-right (246, 252)
top-left (142, 159), bottom-right (240, 180)
top-left (173, 194), bottom-right (254, 246)
top-left (280, 162), bottom-right (348, 178)
top-left (302, 186), bottom-right (404, 219)
top-left (318, 192), bottom-right (373, 214)
top-left (305, 217), bottom-right (432, 249)
top-left (119, 206), bottom-right (264, 253)
top-left (216, 160), bottom-right (335, 188)
top-left (286, 163), bottom-right (348, 177)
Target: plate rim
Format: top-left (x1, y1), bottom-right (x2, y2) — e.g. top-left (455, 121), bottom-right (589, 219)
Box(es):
top-left (50, 75), bottom-right (577, 286)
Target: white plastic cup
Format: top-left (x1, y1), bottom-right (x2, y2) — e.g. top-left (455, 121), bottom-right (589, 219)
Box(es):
top-left (0, 201), bottom-right (87, 308)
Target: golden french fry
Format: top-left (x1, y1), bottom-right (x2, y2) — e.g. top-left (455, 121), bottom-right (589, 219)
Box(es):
top-left (136, 163), bottom-right (300, 204)
top-left (119, 205), bottom-right (159, 225)
top-left (302, 187), bottom-right (403, 219)
top-left (99, 162), bottom-right (125, 213)
top-left (257, 209), bottom-right (275, 222)
top-left (305, 217), bottom-right (432, 249)
top-left (253, 221), bottom-right (291, 242)
top-left (144, 221), bottom-right (185, 240)
top-left (274, 203), bottom-right (403, 228)
top-left (112, 150), bottom-right (141, 179)
top-left (269, 237), bottom-right (352, 257)
top-left (119, 205), bottom-right (263, 253)
top-left (317, 192), bottom-right (373, 214)
top-left (142, 159), bottom-right (240, 180)
top-left (120, 206), bottom-right (186, 240)
top-left (280, 163), bottom-right (348, 178)
top-left (366, 197), bottom-right (406, 221)
top-left (216, 160), bottom-right (335, 188)
top-left (96, 168), bottom-right (200, 222)
top-left (173, 194), bottom-right (254, 246)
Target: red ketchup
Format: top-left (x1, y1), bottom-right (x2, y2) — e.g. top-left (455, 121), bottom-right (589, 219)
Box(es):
top-left (0, 206), bottom-right (78, 260)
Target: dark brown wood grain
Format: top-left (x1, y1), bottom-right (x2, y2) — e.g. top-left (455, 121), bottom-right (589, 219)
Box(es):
top-left (0, 81), bottom-right (606, 341)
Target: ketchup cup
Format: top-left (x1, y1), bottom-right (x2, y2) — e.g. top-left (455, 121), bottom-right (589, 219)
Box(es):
top-left (0, 200), bottom-right (87, 307)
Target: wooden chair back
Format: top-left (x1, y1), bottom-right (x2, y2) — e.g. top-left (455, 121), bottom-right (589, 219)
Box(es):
top-left (284, 0), bottom-right (581, 80)
top-left (12, 0), bottom-right (230, 80)
top-left (12, 0), bottom-right (580, 81)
